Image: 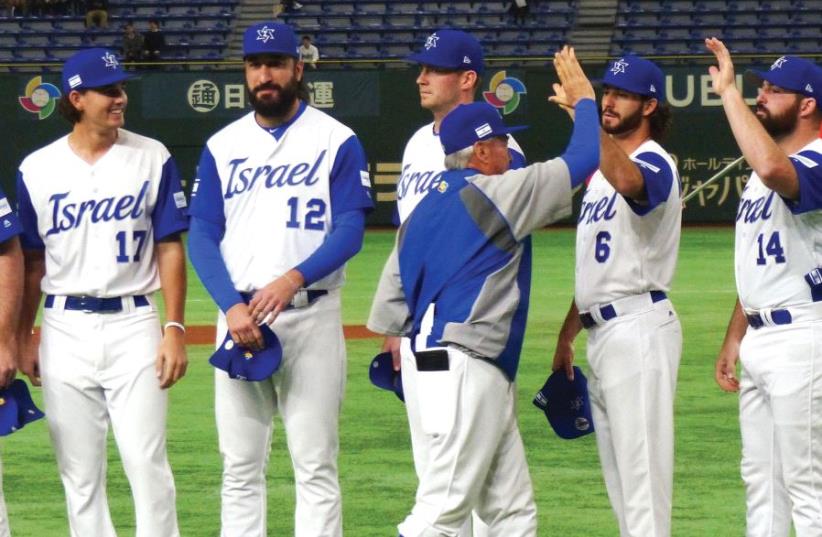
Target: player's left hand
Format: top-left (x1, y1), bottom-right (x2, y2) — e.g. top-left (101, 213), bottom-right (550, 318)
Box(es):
top-left (249, 269), bottom-right (305, 326)
top-left (156, 328), bottom-right (188, 389)
top-left (714, 342), bottom-right (740, 392)
top-left (705, 37), bottom-right (737, 97)
top-left (0, 340), bottom-right (17, 389)
top-left (552, 339), bottom-right (575, 381)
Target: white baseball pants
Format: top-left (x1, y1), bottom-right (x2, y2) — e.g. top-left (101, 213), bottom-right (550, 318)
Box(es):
top-left (215, 290), bottom-right (345, 537)
top-left (585, 299), bottom-right (681, 537)
top-left (39, 299), bottom-right (179, 537)
top-left (0, 457), bottom-right (9, 537)
top-left (398, 346), bottom-right (537, 537)
top-left (738, 321), bottom-right (822, 537)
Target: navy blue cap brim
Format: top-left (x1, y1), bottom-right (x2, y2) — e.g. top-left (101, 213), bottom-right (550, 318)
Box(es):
top-left (369, 352), bottom-right (405, 402)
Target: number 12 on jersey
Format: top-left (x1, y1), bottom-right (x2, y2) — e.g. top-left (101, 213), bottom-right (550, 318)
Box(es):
top-left (756, 231), bottom-right (786, 265)
top-left (286, 196), bottom-right (326, 231)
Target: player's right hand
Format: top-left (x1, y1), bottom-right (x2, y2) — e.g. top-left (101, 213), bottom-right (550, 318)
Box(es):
top-left (550, 45), bottom-right (595, 110)
top-left (382, 336), bottom-right (402, 371)
top-left (225, 303), bottom-right (265, 351)
top-left (17, 335), bottom-right (40, 387)
top-left (705, 37), bottom-right (737, 97)
top-left (0, 341), bottom-right (17, 389)
top-left (552, 340), bottom-right (575, 381)
top-left (715, 344), bottom-right (740, 392)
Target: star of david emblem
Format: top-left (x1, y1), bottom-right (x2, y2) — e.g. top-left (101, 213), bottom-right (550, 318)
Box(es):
top-left (610, 58), bottom-right (629, 75)
top-left (424, 34), bottom-right (439, 50)
top-left (570, 396), bottom-right (584, 411)
top-left (101, 52), bottom-right (119, 69)
top-left (771, 56), bottom-right (788, 70)
top-left (257, 25), bottom-right (276, 43)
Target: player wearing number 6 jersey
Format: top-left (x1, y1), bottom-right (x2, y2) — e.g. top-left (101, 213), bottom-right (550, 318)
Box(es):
top-left (15, 48), bottom-right (189, 537)
top-left (552, 54), bottom-right (681, 537)
top-left (187, 21), bottom-right (372, 536)
top-left (708, 39), bottom-right (822, 537)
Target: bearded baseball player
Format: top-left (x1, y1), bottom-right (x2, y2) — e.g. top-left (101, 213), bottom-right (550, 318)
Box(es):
top-left (708, 39), bottom-right (822, 537)
top-left (14, 48), bottom-right (189, 537)
top-left (552, 54), bottom-right (682, 537)
top-left (0, 186), bottom-right (23, 537)
top-left (369, 46), bottom-right (599, 537)
top-left (187, 22), bottom-right (373, 536)
top-left (386, 28), bottom-right (526, 537)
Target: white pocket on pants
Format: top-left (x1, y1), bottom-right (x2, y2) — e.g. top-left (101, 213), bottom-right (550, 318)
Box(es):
top-left (415, 349), bottom-right (458, 436)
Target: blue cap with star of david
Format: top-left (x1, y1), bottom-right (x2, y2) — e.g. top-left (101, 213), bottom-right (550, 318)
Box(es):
top-left (209, 324), bottom-right (283, 381)
top-left (602, 54), bottom-right (665, 102)
top-left (0, 379), bottom-right (45, 436)
top-left (61, 48), bottom-right (133, 93)
top-left (243, 21), bottom-right (300, 59)
top-left (745, 56), bottom-right (822, 98)
top-left (406, 29), bottom-right (484, 75)
top-left (533, 366), bottom-right (595, 440)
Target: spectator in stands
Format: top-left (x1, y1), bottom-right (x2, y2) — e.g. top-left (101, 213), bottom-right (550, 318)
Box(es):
top-left (143, 19), bottom-right (166, 63)
top-left (122, 22), bottom-right (143, 63)
top-left (84, 0), bottom-right (108, 28)
top-left (299, 35), bottom-right (319, 69)
top-left (508, 0), bottom-right (529, 25)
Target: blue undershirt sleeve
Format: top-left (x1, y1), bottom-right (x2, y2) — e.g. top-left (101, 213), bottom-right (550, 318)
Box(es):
top-left (187, 217), bottom-right (243, 313)
top-left (784, 150), bottom-right (822, 214)
top-left (509, 147), bottom-right (527, 170)
top-left (560, 98), bottom-right (600, 188)
top-left (624, 151), bottom-right (676, 216)
top-left (0, 184), bottom-right (21, 244)
top-left (188, 147), bottom-right (225, 225)
top-left (15, 171), bottom-right (44, 250)
top-left (295, 209), bottom-right (366, 285)
top-left (152, 157), bottom-right (189, 240)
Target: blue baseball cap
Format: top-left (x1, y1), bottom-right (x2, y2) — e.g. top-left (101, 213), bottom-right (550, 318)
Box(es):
top-left (406, 29), bottom-right (484, 75)
top-left (0, 380), bottom-right (45, 436)
top-left (210, 325), bottom-right (283, 381)
top-left (602, 54), bottom-right (665, 102)
top-left (61, 48), bottom-right (133, 93)
top-left (745, 56), bottom-right (822, 98)
top-left (369, 352), bottom-right (404, 402)
top-left (439, 101), bottom-right (527, 155)
top-left (243, 22), bottom-right (300, 59)
top-left (533, 366), bottom-right (594, 440)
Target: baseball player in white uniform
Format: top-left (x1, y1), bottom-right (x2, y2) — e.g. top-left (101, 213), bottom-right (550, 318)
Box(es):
top-left (14, 48), bottom-right (189, 537)
top-left (187, 22), bottom-right (373, 536)
top-left (369, 47), bottom-right (600, 537)
top-left (386, 28), bottom-right (525, 537)
top-left (708, 39), bottom-right (822, 537)
top-left (552, 54), bottom-right (682, 537)
top-left (0, 186), bottom-right (23, 537)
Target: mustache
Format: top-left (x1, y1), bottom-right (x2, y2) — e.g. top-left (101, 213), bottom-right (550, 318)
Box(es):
top-left (252, 82), bottom-right (282, 94)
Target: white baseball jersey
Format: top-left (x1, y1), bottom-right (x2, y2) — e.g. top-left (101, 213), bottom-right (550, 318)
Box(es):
top-left (189, 102), bottom-right (372, 292)
top-left (16, 129), bottom-right (189, 296)
top-left (397, 121), bottom-right (525, 223)
top-left (735, 138), bottom-right (822, 310)
top-left (574, 139), bottom-right (681, 310)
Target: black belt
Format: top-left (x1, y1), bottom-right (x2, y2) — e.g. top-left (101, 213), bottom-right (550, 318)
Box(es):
top-left (239, 289), bottom-right (327, 310)
top-left (579, 291), bottom-right (667, 329)
top-left (746, 310), bottom-right (792, 329)
top-left (44, 294), bottom-right (149, 313)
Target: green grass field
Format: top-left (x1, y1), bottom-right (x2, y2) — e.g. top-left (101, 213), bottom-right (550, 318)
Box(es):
top-left (2, 227), bottom-right (752, 536)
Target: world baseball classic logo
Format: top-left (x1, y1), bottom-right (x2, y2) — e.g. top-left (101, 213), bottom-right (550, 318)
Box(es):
top-left (483, 71), bottom-right (527, 115)
top-left (19, 76), bottom-right (62, 120)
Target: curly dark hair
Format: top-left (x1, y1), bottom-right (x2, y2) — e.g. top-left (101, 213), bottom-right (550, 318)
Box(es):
top-left (647, 99), bottom-right (672, 143)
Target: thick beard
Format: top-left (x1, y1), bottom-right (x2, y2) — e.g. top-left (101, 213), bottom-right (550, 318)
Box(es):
top-left (601, 105), bottom-right (644, 136)
top-left (247, 77), bottom-right (300, 120)
top-left (757, 99), bottom-right (800, 139)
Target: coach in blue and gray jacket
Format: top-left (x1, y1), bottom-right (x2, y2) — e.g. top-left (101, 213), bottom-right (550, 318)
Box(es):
top-left (367, 47), bottom-right (600, 537)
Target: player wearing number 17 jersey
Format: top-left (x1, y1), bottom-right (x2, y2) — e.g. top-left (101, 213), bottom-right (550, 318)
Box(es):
top-left (708, 40), bottom-right (822, 537)
top-left (552, 55), bottom-right (681, 537)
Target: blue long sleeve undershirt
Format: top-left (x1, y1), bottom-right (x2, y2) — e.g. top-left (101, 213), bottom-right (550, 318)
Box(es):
top-left (559, 98), bottom-right (600, 188)
top-left (188, 209), bottom-right (366, 313)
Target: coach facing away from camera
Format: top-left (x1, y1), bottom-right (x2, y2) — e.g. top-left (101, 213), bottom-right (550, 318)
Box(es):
top-left (707, 38), bottom-right (822, 537)
top-left (187, 21), bottom-right (373, 537)
top-left (368, 46), bottom-right (599, 537)
top-left (552, 53), bottom-right (682, 537)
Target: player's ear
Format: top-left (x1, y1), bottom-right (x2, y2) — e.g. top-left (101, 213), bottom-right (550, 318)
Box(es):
top-left (799, 96), bottom-right (818, 119)
top-left (68, 90), bottom-right (84, 110)
top-left (460, 70), bottom-right (478, 92)
top-left (642, 97), bottom-right (658, 117)
top-left (294, 58), bottom-right (304, 82)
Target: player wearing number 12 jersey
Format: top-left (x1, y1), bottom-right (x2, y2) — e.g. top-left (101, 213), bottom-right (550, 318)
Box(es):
top-left (552, 54), bottom-right (681, 537)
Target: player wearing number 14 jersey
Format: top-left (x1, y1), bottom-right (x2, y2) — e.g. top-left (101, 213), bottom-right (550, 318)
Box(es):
top-left (552, 55), bottom-right (681, 537)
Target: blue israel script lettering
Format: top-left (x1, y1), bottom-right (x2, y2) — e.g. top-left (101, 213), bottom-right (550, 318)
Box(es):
top-left (578, 192), bottom-right (618, 224)
top-left (736, 191), bottom-right (775, 223)
top-left (46, 181), bottom-right (149, 236)
top-left (396, 164), bottom-right (443, 200)
top-left (224, 151), bottom-right (326, 199)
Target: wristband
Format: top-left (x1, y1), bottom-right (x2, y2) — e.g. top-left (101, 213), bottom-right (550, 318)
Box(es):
top-left (164, 321), bottom-right (186, 334)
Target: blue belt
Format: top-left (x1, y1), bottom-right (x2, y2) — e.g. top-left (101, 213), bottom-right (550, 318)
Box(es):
top-left (44, 294), bottom-right (149, 313)
top-left (239, 289), bottom-right (327, 310)
top-left (579, 291), bottom-right (667, 329)
top-left (746, 310), bottom-right (792, 329)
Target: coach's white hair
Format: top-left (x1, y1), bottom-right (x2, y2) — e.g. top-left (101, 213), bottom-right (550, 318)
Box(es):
top-left (444, 146), bottom-right (475, 170)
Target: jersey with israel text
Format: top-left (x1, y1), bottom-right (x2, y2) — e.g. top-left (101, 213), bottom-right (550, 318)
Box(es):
top-left (575, 139), bottom-right (681, 311)
top-left (16, 130), bottom-right (189, 297)
top-left (397, 121), bottom-right (525, 223)
top-left (0, 186), bottom-right (22, 243)
top-left (368, 159), bottom-right (573, 381)
top-left (735, 138), bottom-right (822, 310)
top-left (188, 103), bottom-right (373, 292)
